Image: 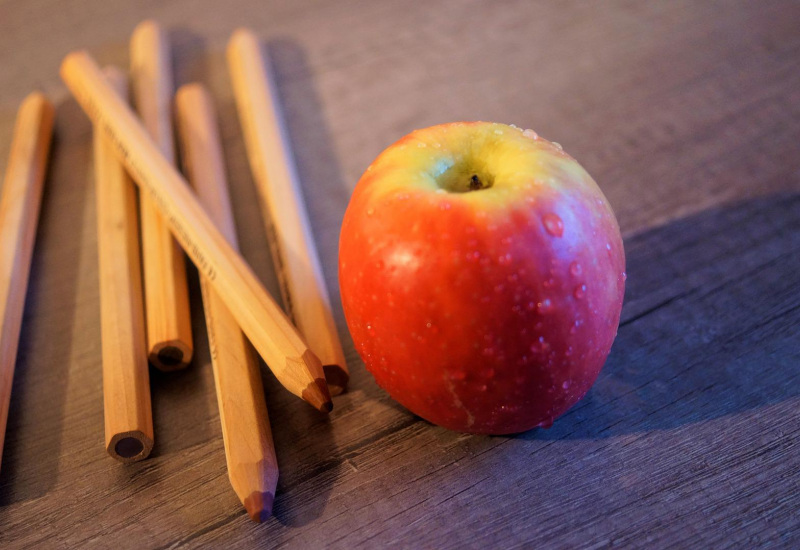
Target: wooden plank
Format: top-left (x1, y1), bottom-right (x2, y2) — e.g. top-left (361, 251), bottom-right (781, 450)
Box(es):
top-left (0, 1), bottom-right (798, 548)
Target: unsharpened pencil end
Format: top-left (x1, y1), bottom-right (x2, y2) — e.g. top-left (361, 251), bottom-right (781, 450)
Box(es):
top-left (244, 491), bottom-right (274, 523)
top-left (149, 340), bottom-right (192, 371)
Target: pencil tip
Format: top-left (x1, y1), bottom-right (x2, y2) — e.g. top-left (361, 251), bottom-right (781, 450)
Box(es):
top-left (296, 351), bottom-right (333, 412)
top-left (244, 491), bottom-right (274, 523)
top-left (302, 377), bottom-right (333, 413)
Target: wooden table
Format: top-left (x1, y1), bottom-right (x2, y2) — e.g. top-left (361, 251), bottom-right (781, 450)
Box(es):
top-left (1, 1), bottom-right (798, 547)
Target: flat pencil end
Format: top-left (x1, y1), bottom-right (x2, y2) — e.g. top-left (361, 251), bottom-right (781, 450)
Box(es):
top-left (107, 431), bottom-right (154, 463)
top-left (149, 340), bottom-right (192, 371)
top-left (323, 364), bottom-right (350, 396)
top-left (244, 491), bottom-right (274, 523)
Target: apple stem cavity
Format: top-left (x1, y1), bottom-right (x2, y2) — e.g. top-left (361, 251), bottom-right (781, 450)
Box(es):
top-left (469, 174), bottom-right (483, 191)
top-left (435, 162), bottom-right (494, 193)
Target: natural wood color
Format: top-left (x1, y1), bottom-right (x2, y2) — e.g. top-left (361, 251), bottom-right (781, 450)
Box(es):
top-left (0, 92), bottom-right (54, 472)
top-left (227, 28), bottom-right (349, 395)
top-left (94, 66), bottom-right (154, 463)
top-left (60, 51), bottom-right (332, 413)
top-left (175, 82), bottom-right (278, 521)
top-left (130, 20), bottom-right (194, 371)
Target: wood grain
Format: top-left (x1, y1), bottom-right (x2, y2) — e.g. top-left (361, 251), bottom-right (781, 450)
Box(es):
top-left (0, 93), bottom-right (54, 472)
top-left (175, 82), bottom-right (278, 522)
top-left (95, 66), bottom-right (153, 462)
top-left (130, 20), bottom-right (194, 371)
top-left (0, 1), bottom-right (798, 548)
top-left (227, 29), bottom-right (349, 395)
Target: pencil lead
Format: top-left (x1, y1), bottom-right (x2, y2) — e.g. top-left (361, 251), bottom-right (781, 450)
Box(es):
top-left (244, 491), bottom-right (274, 523)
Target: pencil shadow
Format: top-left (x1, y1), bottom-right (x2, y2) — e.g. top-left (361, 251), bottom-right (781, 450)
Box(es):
top-left (523, 192), bottom-right (800, 442)
top-left (0, 99), bottom-right (89, 506)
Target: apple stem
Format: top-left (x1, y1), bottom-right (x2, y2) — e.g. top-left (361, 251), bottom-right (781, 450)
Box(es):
top-left (469, 174), bottom-right (483, 191)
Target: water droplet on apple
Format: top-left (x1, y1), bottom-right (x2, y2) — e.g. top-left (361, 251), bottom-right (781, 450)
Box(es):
top-left (466, 251), bottom-right (480, 262)
top-left (478, 384), bottom-right (488, 392)
top-left (622, 271), bottom-right (628, 281)
top-left (569, 261), bottom-right (582, 277)
top-left (417, 142), bottom-right (427, 148)
top-left (526, 301), bottom-right (536, 311)
top-left (498, 253), bottom-right (512, 265)
top-left (433, 142), bottom-right (441, 148)
top-left (606, 242), bottom-right (612, 251)
top-left (573, 284), bottom-right (587, 299)
top-left (538, 417), bottom-right (554, 429)
top-left (542, 213), bottom-right (564, 237)
top-left (562, 380), bottom-right (571, 390)
top-left (494, 129), bottom-right (503, 135)
top-left (482, 347), bottom-right (495, 357)
top-left (538, 298), bottom-right (553, 313)
top-left (552, 142), bottom-right (563, 151)
top-left (439, 201), bottom-right (451, 210)
top-left (523, 129), bottom-right (538, 140)
top-left (565, 346), bottom-right (573, 357)
top-left (367, 208), bottom-right (375, 216)
top-left (543, 278), bottom-right (555, 289)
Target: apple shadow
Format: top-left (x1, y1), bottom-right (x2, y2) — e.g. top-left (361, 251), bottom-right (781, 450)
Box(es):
top-left (527, 191), bottom-right (800, 441)
top-left (0, 98), bottom-right (89, 506)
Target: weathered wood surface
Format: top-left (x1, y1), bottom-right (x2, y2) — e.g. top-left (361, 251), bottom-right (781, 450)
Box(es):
top-left (0, 1), bottom-right (798, 548)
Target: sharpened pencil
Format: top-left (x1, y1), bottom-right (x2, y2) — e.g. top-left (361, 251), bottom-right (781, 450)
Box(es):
top-left (176, 82), bottom-right (279, 522)
top-left (227, 29), bottom-right (349, 395)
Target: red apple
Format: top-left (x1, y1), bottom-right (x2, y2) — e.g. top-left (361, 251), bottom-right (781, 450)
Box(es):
top-left (339, 122), bottom-right (625, 434)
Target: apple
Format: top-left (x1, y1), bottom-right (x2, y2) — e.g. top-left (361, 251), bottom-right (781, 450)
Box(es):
top-left (339, 122), bottom-right (625, 434)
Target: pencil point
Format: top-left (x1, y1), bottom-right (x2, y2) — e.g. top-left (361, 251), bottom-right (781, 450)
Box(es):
top-left (302, 377), bottom-right (333, 413)
top-left (244, 491), bottom-right (274, 522)
top-left (323, 364), bottom-right (350, 396)
top-left (293, 350), bottom-right (333, 412)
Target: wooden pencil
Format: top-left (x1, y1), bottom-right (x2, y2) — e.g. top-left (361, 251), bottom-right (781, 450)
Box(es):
top-left (60, 51), bottom-right (332, 413)
top-left (227, 28), bottom-right (349, 395)
top-left (175, 83), bottom-right (278, 522)
top-left (0, 92), bottom-right (54, 473)
top-left (131, 20), bottom-right (194, 371)
top-left (95, 67), bottom-right (154, 462)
